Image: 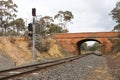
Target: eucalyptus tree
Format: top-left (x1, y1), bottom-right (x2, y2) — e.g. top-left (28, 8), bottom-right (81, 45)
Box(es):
top-left (10, 18), bottom-right (25, 35)
top-left (37, 16), bottom-right (54, 36)
top-left (54, 11), bottom-right (64, 28)
top-left (88, 42), bottom-right (101, 51)
top-left (0, 0), bottom-right (18, 35)
top-left (36, 15), bottom-right (69, 36)
top-left (81, 42), bottom-right (87, 51)
top-left (111, 1), bottom-right (120, 23)
top-left (48, 23), bottom-right (68, 35)
top-left (111, 1), bottom-right (120, 32)
top-left (54, 10), bottom-right (74, 31)
top-left (112, 24), bottom-right (120, 32)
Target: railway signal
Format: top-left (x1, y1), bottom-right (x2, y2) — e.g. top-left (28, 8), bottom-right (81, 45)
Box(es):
top-left (32, 8), bottom-right (36, 16)
top-left (28, 23), bottom-right (33, 37)
top-left (28, 23), bottom-right (33, 31)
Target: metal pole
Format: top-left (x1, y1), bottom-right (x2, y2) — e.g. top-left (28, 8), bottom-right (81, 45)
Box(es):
top-left (32, 16), bottom-right (36, 61)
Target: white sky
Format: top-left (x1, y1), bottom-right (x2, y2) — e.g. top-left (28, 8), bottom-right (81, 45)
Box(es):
top-left (13, 0), bottom-right (119, 33)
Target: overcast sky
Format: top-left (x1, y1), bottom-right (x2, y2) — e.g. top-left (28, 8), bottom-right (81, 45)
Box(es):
top-left (13, 0), bottom-right (119, 33)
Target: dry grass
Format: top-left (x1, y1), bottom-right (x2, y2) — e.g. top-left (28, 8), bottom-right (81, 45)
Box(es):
top-left (0, 37), bottom-right (71, 65)
top-left (40, 38), bottom-right (70, 59)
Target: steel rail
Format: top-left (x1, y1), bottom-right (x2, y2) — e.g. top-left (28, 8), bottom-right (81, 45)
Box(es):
top-left (0, 55), bottom-right (82, 73)
top-left (0, 54), bottom-right (89, 80)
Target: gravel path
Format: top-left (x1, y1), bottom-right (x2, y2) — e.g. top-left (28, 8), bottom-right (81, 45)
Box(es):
top-left (15, 54), bottom-right (115, 80)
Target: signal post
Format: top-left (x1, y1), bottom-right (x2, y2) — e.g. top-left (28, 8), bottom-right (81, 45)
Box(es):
top-left (32, 8), bottom-right (36, 61)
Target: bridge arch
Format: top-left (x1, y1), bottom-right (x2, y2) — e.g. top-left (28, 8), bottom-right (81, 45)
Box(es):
top-left (53, 32), bottom-right (119, 55)
top-left (76, 39), bottom-right (102, 54)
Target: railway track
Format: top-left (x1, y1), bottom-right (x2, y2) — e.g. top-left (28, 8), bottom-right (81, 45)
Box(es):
top-left (0, 54), bottom-right (92, 80)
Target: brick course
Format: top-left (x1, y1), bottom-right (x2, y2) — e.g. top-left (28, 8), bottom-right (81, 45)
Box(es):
top-left (53, 32), bottom-right (119, 54)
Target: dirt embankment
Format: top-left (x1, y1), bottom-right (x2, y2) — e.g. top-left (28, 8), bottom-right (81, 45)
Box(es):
top-left (0, 37), bottom-right (32, 65)
top-left (0, 37), bottom-right (72, 66)
top-left (107, 52), bottom-right (120, 80)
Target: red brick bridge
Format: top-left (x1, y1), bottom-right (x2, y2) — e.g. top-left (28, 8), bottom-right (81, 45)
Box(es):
top-left (53, 32), bottom-right (119, 55)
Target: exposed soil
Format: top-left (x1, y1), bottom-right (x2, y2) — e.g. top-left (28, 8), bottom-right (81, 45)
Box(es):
top-left (0, 37), bottom-right (73, 69)
top-left (0, 37), bottom-right (119, 80)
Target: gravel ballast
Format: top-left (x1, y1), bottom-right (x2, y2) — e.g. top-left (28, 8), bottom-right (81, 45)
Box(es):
top-left (14, 54), bottom-right (115, 80)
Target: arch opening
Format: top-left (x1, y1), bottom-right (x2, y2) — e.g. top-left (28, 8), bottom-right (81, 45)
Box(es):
top-left (76, 39), bottom-right (102, 55)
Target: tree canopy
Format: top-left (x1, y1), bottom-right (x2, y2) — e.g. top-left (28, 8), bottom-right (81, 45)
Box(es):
top-left (0, 1), bottom-right (74, 37)
top-left (10, 18), bottom-right (25, 35)
top-left (54, 10), bottom-right (74, 30)
top-left (111, 1), bottom-right (120, 31)
top-left (0, 0), bottom-right (18, 35)
top-left (111, 2), bottom-right (120, 23)
top-left (34, 10), bottom-right (73, 36)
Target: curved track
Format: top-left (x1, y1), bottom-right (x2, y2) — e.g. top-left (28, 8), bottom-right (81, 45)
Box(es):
top-left (0, 53), bottom-right (100, 80)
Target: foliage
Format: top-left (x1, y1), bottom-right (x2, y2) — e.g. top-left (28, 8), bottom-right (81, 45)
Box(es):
top-left (35, 16), bottom-right (54, 36)
top-left (54, 10), bottom-right (74, 29)
top-left (35, 38), bottom-right (51, 52)
top-left (112, 24), bottom-right (120, 31)
top-left (0, 0), bottom-right (18, 35)
top-left (36, 14), bottom-right (70, 36)
top-left (81, 43), bottom-right (87, 51)
top-left (0, 8), bottom-right (73, 37)
top-left (87, 42), bottom-right (101, 51)
top-left (115, 41), bottom-right (120, 50)
top-left (48, 23), bottom-right (68, 35)
top-left (110, 1), bottom-right (120, 31)
top-left (111, 2), bottom-right (120, 23)
top-left (9, 18), bottom-right (25, 35)
top-left (111, 41), bottom-right (120, 54)
top-left (118, 32), bottom-right (120, 38)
